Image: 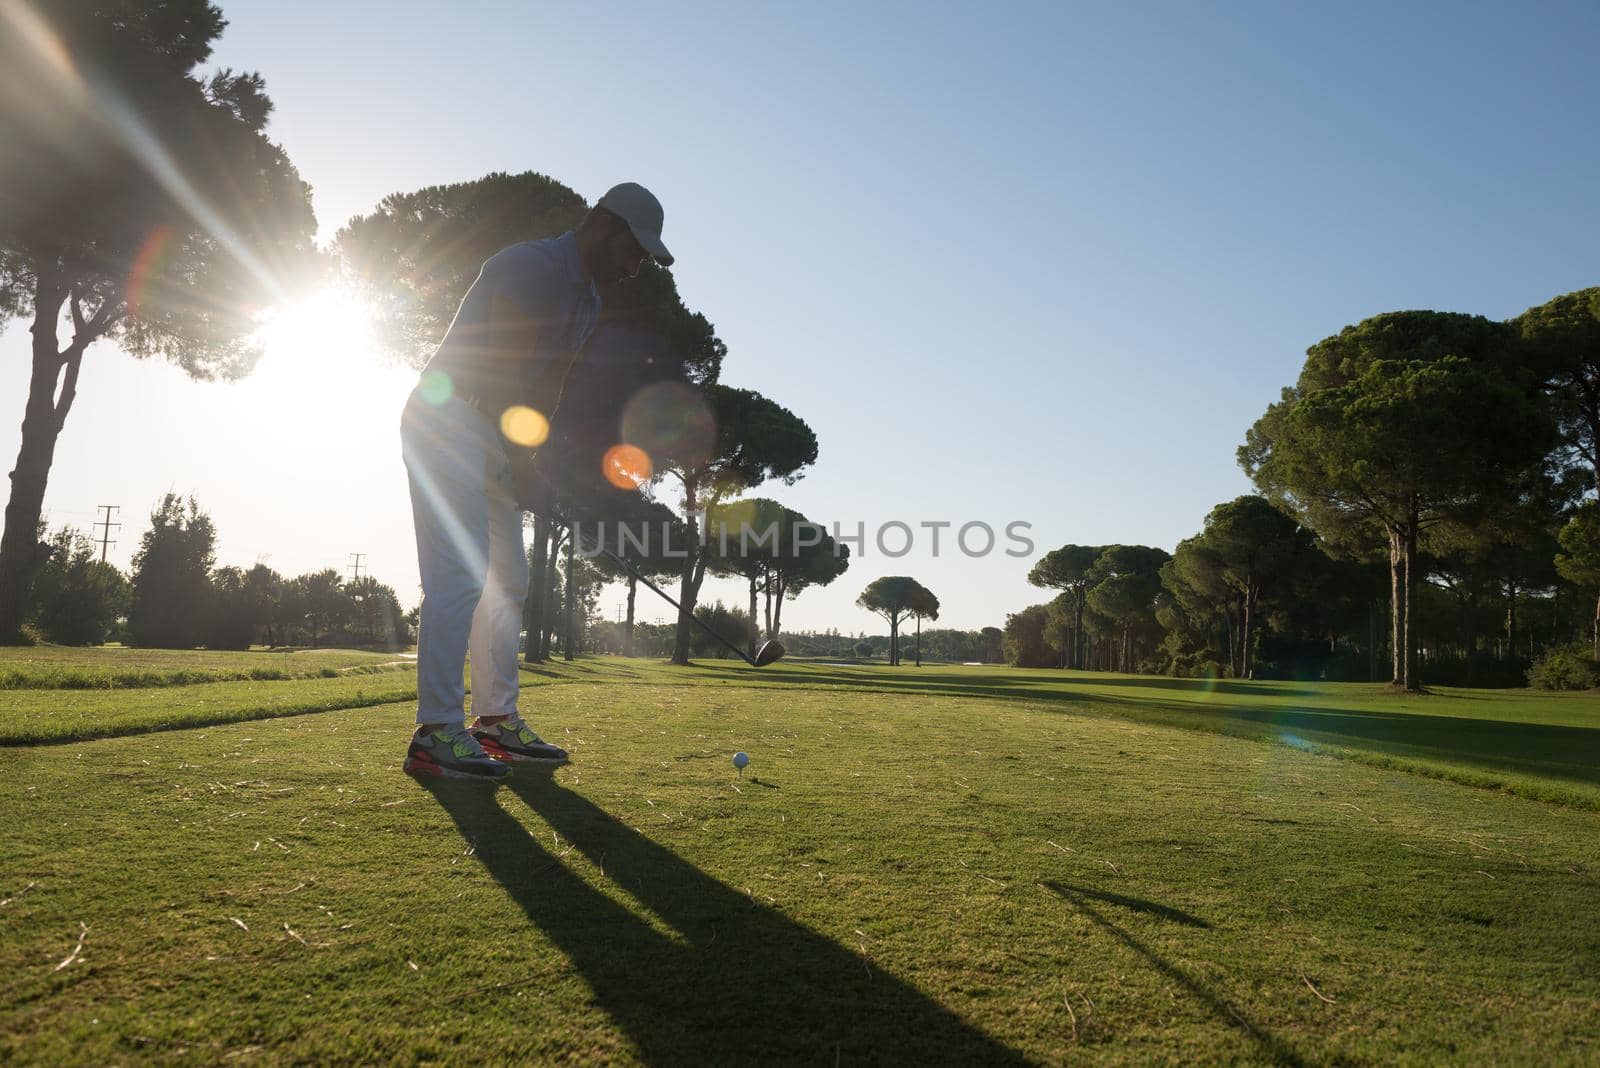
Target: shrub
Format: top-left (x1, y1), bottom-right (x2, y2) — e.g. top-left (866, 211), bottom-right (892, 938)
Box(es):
top-left (1528, 644), bottom-right (1600, 691)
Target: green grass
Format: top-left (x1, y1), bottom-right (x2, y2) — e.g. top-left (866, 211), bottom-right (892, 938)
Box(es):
top-left (524, 659), bottom-right (1600, 811)
top-left (2, 654), bottom-right (1599, 1063)
top-left (0, 646), bottom-right (410, 690)
top-left (0, 672), bottom-right (420, 745)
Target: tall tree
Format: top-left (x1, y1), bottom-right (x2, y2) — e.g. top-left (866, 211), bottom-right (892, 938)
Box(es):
top-left (1519, 288), bottom-right (1600, 659)
top-left (291, 569), bottom-right (347, 649)
top-left (767, 519), bottom-right (849, 641)
top-left (244, 564), bottom-right (283, 646)
top-left (1161, 541), bottom-right (1239, 676)
top-left (127, 493), bottom-right (216, 648)
top-left (706, 497), bottom-right (787, 658)
top-left (1002, 604), bottom-right (1058, 668)
top-left (979, 626), bottom-right (1004, 663)
top-left (0, 2), bottom-right (317, 641)
top-left (857, 576), bottom-right (936, 667)
top-left (1086, 545), bottom-right (1170, 673)
top-left (30, 525), bottom-right (129, 645)
top-left (1241, 312), bottom-right (1553, 690)
top-left (656, 386), bottom-right (817, 665)
top-left (1191, 496), bottom-right (1312, 678)
top-left (1556, 501), bottom-right (1600, 659)
top-left (1027, 545), bottom-right (1100, 669)
top-left (906, 584), bottom-right (940, 667)
top-left (1518, 288), bottom-right (1600, 499)
top-left (346, 575), bottom-right (403, 648)
top-left (206, 565), bottom-right (259, 650)
top-left (708, 499), bottom-right (848, 654)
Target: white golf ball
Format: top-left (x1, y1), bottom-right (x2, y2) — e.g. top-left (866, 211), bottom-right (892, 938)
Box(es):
top-left (732, 751), bottom-right (749, 770)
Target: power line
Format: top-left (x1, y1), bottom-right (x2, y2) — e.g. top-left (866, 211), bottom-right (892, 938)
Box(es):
top-left (93, 505), bottom-right (120, 564)
top-left (347, 553), bottom-right (366, 581)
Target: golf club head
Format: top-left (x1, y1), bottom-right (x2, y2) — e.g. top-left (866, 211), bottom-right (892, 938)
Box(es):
top-left (753, 640), bottom-right (786, 667)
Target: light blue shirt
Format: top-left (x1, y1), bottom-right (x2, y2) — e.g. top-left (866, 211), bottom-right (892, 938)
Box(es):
top-left (423, 231), bottom-right (601, 411)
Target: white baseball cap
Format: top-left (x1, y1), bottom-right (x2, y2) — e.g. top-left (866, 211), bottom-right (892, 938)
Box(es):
top-left (596, 182), bottom-right (674, 266)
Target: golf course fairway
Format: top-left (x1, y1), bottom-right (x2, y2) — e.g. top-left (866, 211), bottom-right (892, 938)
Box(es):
top-left (2, 652), bottom-right (1597, 1064)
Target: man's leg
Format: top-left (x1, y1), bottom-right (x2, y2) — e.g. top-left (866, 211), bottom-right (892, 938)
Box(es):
top-left (465, 489), bottom-right (528, 721)
top-left (399, 400), bottom-right (512, 780)
top-left (402, 402), bottom-right (492, 728)
top-left (468, 503), bottom-right (569, 765)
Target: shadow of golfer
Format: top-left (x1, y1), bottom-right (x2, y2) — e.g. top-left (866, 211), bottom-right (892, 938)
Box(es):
top-left (423, 777), bottom-right (1035, 1066)
top-left (1044, 882), bottom-right (1302, 1066)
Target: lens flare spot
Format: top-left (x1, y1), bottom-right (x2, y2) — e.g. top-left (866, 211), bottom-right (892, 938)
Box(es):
top-left (500, 405), bottom-right (550, 447)
top-left (620, 381), bottom-right (715, 469)
top-left (126, 225), bottom-right (179, 319)
top-left (602, 444), bottom-right (653, 489)
top-left (418, 370), bottom-right (453, 405)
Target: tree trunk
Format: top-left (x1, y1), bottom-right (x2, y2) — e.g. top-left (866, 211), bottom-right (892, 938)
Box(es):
top-left (1592, 592), bottom-right (1599, 662)
top-left (915, 614), bottom-right (921, 667)
top-left (747, 574), bottom-right (759, 659)
top-left (563, 528), bottom-right (575, 661)
top-left (671, 481), bottom-right (700, 665)
top-left (540, 528), bottom-right (558, 660)
top-left (763, 574), bottom-right (774, 641)
top-left (771, 575), bottom-right (787, 639)
top-left (523, 517), bottom-right (549, 663)
top-left (1388, 528), bottom-right (1404, 685)
top-left (1402, 510), bottom-right (1419, 691)
top-left (889, 617), bottom-right (899, 666)
top-left (1505, 578), bottom-right (1519, 662)
top-left (0, 278), bottom-right (84, 643)
top-left (1224, 604), bottom-right (1237, 678)
top-left (1241, 585), bottom-right (1255, 680)
top-left (624, 574), bottom-right (637, 657)
top-left (1073, 593), bottom-right (1085, 670)
top-left (1368, 602), bottom-right (1377, 683)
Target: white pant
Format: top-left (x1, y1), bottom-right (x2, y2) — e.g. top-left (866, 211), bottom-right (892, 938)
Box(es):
top-left (401, 390), bottom-right (528, 725)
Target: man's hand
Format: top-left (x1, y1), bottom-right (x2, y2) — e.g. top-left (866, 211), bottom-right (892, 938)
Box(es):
top-left (507, 449), bottom-right (555, 516)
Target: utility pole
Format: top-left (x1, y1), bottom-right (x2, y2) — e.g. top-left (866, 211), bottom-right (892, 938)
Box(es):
top-left (93, 505), bottom-right (120, 564)
top-left (347, 553), bottom-right (366, 581)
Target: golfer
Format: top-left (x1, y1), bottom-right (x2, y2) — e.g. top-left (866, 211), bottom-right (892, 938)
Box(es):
top-left (399, 183), bottom-right (673, 780)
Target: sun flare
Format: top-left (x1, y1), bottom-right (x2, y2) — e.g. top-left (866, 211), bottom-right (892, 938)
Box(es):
top-left (242, 288), bottom-right (413, 453)
top-left (256, 288), bottom-right (381, 374)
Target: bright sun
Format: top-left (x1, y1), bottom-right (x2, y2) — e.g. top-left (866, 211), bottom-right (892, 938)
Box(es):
top-left (246, 287), bottom-right (412, 450)
top-left (256, 288), bottom-right (381, 375)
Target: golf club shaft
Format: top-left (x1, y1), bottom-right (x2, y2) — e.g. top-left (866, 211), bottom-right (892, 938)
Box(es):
top-left (567, 524), bottom-right (761, 667)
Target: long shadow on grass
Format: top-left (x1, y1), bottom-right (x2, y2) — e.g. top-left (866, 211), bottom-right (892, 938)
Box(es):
top-left (424, 777), bottom-right (1034, 1066)
top-left (1044, 882), bottom-right (1302, 1066)
top-left (1047, 882), bottom-right (1210, 928)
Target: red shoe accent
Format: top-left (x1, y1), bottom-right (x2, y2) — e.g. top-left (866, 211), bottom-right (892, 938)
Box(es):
top-left (404, 749), bottom-right (444, 777)
top-left (477, 736), bottom-right (512, 762)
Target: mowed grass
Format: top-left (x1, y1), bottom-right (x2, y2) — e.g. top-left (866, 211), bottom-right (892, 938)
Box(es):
top-left (1, 655), bottom-right (1599, 1064)
top-left (8, 651), bottom-right (1596, 813)
top-left (0, 646), bottom-right (409, 690)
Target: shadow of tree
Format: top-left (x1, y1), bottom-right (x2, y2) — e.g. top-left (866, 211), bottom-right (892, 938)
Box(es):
top-left (1045, 881), bottom-right (1211, 928)
top-left (1043, 882), bottom-right (1302, 1066)
top-left (687, 667), bottom-right (1600, 790)
top-left (421, 777), bottom-right (1035, 1066)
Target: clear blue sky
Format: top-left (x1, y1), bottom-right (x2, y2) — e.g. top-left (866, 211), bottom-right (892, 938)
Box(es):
top-left (3, 1), bottom-right (1597, 632)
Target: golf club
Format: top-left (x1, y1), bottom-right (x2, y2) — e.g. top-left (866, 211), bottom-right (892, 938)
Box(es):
top-left (567, 524), bottom-right (786, 668)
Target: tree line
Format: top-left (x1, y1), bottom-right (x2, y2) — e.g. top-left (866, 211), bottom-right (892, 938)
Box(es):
top-left (20, 493), bottom-right (407, 650)
top-left (1008, 295), bottom-right (1600, 691)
